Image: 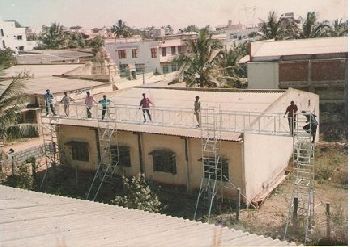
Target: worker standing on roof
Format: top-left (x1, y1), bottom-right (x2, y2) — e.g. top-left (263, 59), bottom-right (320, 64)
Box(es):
top-left (98, 95), bottom-right (111, 120)
top-left (60, 92), bottom-right (75, 117)
top-left (194, 96), bottom-right (201, 128)
top-left (44, 89), bottom-right (56, 116)
top-left (284, 101), bottom-right (298, 135)
top-left (139, 93), bottom-right (153, 123)
top-left (85, 92), bottom-right (97, 118)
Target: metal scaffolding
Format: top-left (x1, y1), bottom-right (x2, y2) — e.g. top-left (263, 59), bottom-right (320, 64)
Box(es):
top-left (86, 108), bottom-right (120, 201)
top-left (194, 107), bottom-right (223, 220)
top-left (284, 112), bottom-right (315, 243)
top-left (40, 114), bottom-right (60, 189)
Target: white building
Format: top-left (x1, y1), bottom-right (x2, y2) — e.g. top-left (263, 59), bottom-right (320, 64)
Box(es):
top-left (105, 34), bottom-right (193, 76)
top-left (0, 20), bottom-right (36, 51)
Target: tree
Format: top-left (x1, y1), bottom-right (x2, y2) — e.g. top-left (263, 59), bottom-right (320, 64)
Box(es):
top-left (0, 73), bottom-right (28, 142)
top-left (217, 43), bottom-right (249, 88)
top-left (67, 32), bottom-right (86, 48)
top-left (298, 12), bottom-right (330, 38)
top-left (111, 19), bottom-right (132, 39)
top-left (181, 25), bottom-right (200, 33)
top-left (174, 28), bottom-right (223, 87)
top-left (39, 23), bottom-right (67, 49)
top-left (111, 175), bottom-right (162, 213)
top-left (327, 19), bottom-right (348, 37)
top-left (0, 48), bottom-right (15, 70)
top-left (162, 25), bottom-right (174, 35)
top-left (259, 12), bottom-right (286, 40)
top-left (88, 35), bottom-right (105, 56)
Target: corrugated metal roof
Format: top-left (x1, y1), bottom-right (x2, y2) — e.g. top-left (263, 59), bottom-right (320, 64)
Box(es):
top-left (250, 37), bottom-right (347, 61)
top-left (0, 185), bottom-right (295, 247)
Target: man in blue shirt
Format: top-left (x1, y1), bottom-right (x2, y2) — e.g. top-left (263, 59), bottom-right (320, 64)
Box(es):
top-left (44, 89), bottom-right (56, 116)
top-left (98, 95), bottom-right (111, 120)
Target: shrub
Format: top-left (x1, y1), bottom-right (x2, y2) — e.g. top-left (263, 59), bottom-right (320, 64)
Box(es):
top-left (111, 174), bottom-right (162, 213)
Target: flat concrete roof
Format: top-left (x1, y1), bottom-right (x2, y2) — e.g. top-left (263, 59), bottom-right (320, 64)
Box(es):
top-left (0, 76), bottom-right (106, 95)
top-left (16, 50), bottom-right (92, 64)
top-left (54, 87), bottom-right (287, 141)
top-left (0, 64), bottom-right (108, 95)
top-left (0, 185), bottom-right (295, 247)
top-left (105, 87), bottom-right (284, 113)
top-left (249, 37), bottom-right (347, 62)
top-left (0, 64), bottom-right (82, 78)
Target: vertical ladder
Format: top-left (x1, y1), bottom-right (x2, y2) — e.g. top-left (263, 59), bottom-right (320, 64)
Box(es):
top-left (284, 112), bottom-right (315, 243)
top-left (40, 113), bottom-right (60, 189)
top-left (194, 107), bottom-right (223, 221)
top-left (86, 106), bottom-right (120, 201)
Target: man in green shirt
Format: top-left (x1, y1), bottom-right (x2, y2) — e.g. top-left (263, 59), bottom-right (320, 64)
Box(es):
top-left (98, 95), bottom-right (111, 120)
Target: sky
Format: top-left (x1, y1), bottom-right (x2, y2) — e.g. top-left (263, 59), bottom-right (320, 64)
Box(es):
top-left (0, 0), bottom-right (348, 30)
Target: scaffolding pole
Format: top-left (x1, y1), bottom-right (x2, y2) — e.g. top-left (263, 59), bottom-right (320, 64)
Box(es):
top-left (40, 113), bottom-right (60, 189)
top-left (194, 107), bottom-right (223, 221)
top-left (284, 112), bottom-right (315, 244)
top-left (86, 106), bottom-right (120, 201)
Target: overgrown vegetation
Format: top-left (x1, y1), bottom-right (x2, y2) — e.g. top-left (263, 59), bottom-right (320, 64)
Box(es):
top-left (0, 48), bottom-right (15, 70)
top-left (111, 175), bottom-right (162, 213)
top-left (314, 144), bottom-right (347, 186)
top-left (0, 73), bottom-right (29, 143)
top-left (259, 11), bottom-right (348, 41)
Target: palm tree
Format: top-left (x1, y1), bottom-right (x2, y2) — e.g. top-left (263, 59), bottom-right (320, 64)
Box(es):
top-left (299, 12), bottom-right (330, 38)
top-left (259, 11), bottom-right (299, 40)
top-left (0, 73), bottom-right (28, 142)
top-left (217, 43), bottom-right (249, 88)
top-left (174, 28), bottom-right (222, 87)
top-left (259, 12), bottom-right (285, 40)
top-left (39, 23), bottom-right (66, 49)
top-left (111, 19), bottom-right (132, 39)
top-left (327, 19), bottom-right (348, 37)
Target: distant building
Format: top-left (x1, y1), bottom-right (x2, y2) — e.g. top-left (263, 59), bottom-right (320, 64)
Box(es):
top-left (105, 33), bottom-right (195, 76)
top-left (241, 37), bottom-right (347, 116)
top-left (0, 20), bottom-right (37, 51)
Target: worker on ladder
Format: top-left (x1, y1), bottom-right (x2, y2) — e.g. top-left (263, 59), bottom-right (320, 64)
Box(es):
top-left (301, 111), bottom-right (318, 143)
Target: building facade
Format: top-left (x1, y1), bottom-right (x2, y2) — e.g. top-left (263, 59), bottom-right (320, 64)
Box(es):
top-left (0, 20), bottom-right (36, 51)
top-left (243, 37), bottom-right (347, 116)
top-left (104, 33), bottom-right (195, 76)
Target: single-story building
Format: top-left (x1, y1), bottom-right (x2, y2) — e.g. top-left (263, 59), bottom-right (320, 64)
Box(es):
top-left (51, 87), bottom-right (319, 204)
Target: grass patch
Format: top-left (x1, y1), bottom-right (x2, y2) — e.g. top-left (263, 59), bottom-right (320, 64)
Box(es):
top-left (314, 145), bottom-right (348, 186)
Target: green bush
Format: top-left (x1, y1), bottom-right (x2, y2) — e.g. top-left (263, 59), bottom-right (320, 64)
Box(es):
top-left (6, 124), bottom-right (39, 140)
top-left (111, 174), bottom-right (162, 213)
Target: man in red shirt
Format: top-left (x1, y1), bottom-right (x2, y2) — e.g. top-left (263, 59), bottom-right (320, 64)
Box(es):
top-left (139, 93), bottom-right (153, 123)
top-left (284, 101), bottom-right (298, 135)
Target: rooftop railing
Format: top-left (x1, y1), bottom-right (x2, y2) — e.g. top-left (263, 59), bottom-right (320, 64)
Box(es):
top-left (44, 103), bottom-right (295, 136)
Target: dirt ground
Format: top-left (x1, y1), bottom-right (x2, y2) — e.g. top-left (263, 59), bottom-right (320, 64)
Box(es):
top-left (215, 143), bottom-right (348, 245)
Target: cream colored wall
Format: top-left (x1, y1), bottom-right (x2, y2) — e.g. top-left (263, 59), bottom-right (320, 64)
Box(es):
top-left (59, 125), bottom-right (245, 198)
top-left (59, 125), bottom-right (99, 171)
top-left (187, 138), bottom-right (244, 198)
top-left (110, 130), bottom-right (140, 176)
top-left (243, 133), bottom-right (293, 202)
top-left (247, 62), bottom-right (279, 89)
top-left (142, 133), bottom-right (188, 186)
